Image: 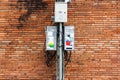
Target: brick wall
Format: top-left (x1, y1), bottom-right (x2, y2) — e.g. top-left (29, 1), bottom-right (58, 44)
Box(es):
top-left (0, 0), bottom-right (120, 80)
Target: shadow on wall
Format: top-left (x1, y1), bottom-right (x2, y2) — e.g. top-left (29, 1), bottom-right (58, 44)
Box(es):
top-left (17, 0), bottom-right (48, 28)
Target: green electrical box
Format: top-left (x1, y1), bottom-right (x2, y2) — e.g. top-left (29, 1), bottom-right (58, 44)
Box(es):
top-left (46, 26), bottom-right (57, 50)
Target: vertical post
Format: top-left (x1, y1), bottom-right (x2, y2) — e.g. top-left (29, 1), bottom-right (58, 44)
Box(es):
top-left (57, 23), bottom-right (64, 80)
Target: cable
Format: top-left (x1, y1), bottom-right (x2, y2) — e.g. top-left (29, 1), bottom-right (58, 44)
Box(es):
top-left (45, 51), bottom-right (56, 67)
top-left (64, 51), bottom-right (72, 67)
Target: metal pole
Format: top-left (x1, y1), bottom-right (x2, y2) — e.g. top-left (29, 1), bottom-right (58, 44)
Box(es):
top-left (57, 23), bottom-right (64, 80)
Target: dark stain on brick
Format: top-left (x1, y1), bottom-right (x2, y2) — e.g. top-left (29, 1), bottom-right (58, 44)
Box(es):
top-left (17, 0), bottom-right (48, 28)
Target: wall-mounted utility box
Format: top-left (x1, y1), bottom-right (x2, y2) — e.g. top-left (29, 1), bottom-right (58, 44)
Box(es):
top-left (56, 0), bottom-right (71, 3)
top-left (64, 26), bottom-right (74, 50)
top-left (46, 26), bottom-right (57, 50)
top-left (55, 2), bottom-right (67, 22)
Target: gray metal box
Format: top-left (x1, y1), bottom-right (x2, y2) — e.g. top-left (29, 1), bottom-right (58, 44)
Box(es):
top-left (64, 26), bottom-right (74, 50)
top-left (46, 26), bottom-right (57, 50)
top-left (55, 2), bottom-right (67, 22)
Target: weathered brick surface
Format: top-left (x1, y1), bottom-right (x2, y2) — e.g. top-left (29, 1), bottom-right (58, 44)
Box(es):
top-left (0, 0), bottom-right (120, 80)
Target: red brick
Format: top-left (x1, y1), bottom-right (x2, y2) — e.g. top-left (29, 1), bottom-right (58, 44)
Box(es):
top-left (0, 0), bottom-right (119, 80)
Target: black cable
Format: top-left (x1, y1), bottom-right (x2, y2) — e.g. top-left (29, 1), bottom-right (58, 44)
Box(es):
top-left (45, 51), bottom-right (56, 67)
top-left (64, 51), bottom-right (72, 67)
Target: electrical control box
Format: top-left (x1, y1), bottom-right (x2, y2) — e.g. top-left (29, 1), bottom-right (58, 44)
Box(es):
top-left (55, 2), bottom-right (67, 22)
top-left (56, 0), bottom-right (71, 3)
top-left (46, 26), bottom-right (57, 50)
top-left (64, 26), bottom-right (74, 50)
